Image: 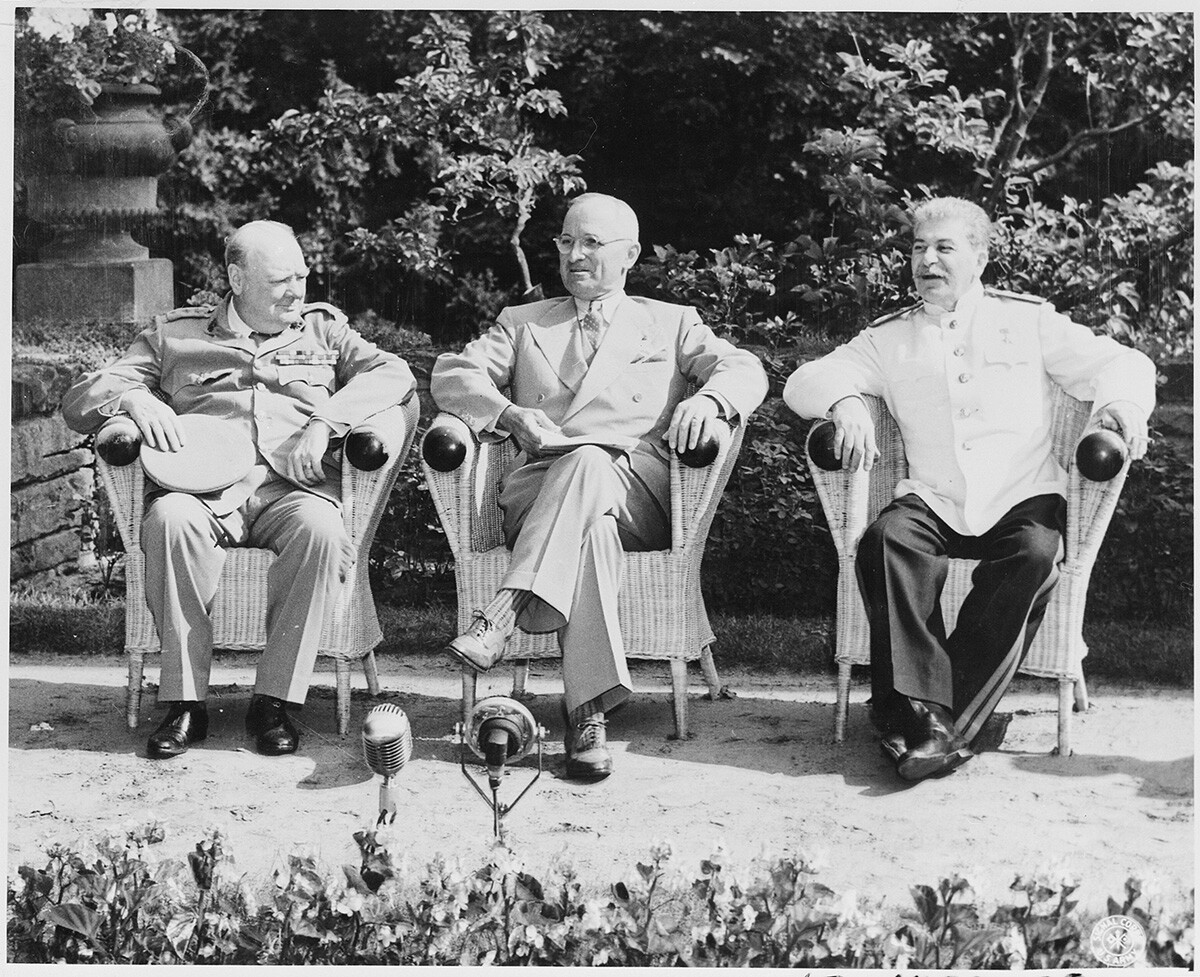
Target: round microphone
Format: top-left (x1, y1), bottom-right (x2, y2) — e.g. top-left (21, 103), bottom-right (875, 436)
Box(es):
top-left (362, 702), bottom-right (413, 780)
top-left (466, 697), bottom-right (538, 789)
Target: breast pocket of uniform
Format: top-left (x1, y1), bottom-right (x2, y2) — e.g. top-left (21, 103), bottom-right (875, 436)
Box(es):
top-left (163, 368), bottom-right (236, 398)
top-left (981, 341), bottom-right (1042, 430)
top-left (277, 365), bottom-right (335, 391)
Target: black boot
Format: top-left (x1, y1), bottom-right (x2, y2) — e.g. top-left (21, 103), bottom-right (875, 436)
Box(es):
top-left (244, 694), bottom-right (300, 756)
top-left (895, 698), bottom-right (973, 782)
top-left (147, 701), bottom-right (209, 759)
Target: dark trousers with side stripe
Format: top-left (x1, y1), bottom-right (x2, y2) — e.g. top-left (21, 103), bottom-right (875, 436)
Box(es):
top-left (856, 493), bottom-right (1066, 743)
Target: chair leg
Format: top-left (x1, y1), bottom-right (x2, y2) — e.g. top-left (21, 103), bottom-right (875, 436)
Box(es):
top-left (461, 668), bottom-right (477, 730)
top-left (1073, 669), bottom-right (1089, 713)
top-left (669, 659), bottom-right (689, 740)
top-left (699, 644), bottom-right (724, 699)
top-left (335, 660), bottom-right (352, 737)
top-left (362, 649), bottom-right (382, 697)
top-left (126, 651), bottom-right (145, 730)
top-left (511, 660), bottom-right (531, 699)
top-left (1056, 679), bottom-right (1073, 756)
top-left (834, 661), bottom-right (852, 743)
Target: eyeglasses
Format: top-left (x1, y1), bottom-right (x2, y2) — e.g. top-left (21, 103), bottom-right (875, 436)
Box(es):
top-left (552, 234), bottom-right (634, 255)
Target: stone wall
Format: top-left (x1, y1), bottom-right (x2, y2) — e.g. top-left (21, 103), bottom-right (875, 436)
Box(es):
top-left (11, 355), bottom-right (92, 583)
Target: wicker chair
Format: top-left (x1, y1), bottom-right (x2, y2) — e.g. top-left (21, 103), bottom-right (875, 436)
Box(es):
top-left (421, 413), bottom-right (745, 739)
top-left (806, 388), bottom-right (1131, 755)
top-left (94, 396), bottom-right (420, 736)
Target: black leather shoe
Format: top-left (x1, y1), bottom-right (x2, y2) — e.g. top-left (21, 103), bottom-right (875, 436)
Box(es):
top-left (147, 701), bottom-right (208, 759)
top-left (561, 700), bottom-right (613, 782)
top-left (895, 698), bottom-right (973, 782)
top-left (244, 694), bottom-right (299, 756)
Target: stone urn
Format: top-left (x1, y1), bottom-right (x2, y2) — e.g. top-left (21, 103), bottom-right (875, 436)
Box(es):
top-left (16, 82), bottom-right (195, 323)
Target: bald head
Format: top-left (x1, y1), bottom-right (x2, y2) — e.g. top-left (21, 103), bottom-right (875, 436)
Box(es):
top-left (558, 193), bottom-right (642, 301)
top-left (226, 220), bottom-right (309, 334)
top-left (225, 220), bottom-right (300, 270)
top-left (565, 193), bottom-right (640, 241)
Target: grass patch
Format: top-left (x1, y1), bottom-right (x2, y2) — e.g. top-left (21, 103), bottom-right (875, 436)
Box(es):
top-left (9, 590), bottom-right (125, 656)
top-left (8, 591), bottom-right (1192, 687)
top-left (1082, 618), bottom-right (1194, 686)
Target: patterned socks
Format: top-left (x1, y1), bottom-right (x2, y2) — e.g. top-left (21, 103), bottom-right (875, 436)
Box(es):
top-left (481, 588), bottom-right (532, 636)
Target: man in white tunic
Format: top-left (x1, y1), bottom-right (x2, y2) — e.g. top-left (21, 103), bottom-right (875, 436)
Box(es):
top-left (784, 197), bottom-right (1155, 781)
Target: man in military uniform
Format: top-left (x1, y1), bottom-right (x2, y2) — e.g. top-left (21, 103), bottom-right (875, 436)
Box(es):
top-left (431, 193), bottom-right (767, 780)
top-left (783, 197), bottom-right (1155, 781)
top-left (63, 220), bottom-right (416, 758)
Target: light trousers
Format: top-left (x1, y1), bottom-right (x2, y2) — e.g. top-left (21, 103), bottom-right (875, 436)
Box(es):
top-left (499, 446), bottom-right (669, 721)
top-left (141, 479), bottom-right (351, 705)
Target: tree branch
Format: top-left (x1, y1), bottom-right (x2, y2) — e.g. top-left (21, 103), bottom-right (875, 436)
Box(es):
top-left (1012, 91), bottom-right (1182, 179)
top-left (982, 21), bottom-right (1057, 210)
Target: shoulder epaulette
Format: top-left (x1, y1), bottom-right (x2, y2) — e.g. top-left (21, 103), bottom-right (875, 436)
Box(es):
top-left (984, 287), bottom-right (1046, 305)
top-left (301, 301), bottom-right (346, 321)
top-left (163, 305), bottom-right (215, 321)
top-left (869, 302), bottom-right (922, 327)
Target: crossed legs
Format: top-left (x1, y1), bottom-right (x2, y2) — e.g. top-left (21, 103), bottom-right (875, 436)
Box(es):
top-left (446, 446), bottom-right (668, 780)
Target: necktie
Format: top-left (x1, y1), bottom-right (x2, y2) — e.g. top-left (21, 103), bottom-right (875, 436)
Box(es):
top-left (580, 302), bottom-right (602, 355)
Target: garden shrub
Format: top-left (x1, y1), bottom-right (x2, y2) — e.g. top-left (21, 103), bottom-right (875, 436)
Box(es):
top-left (8, 820), bottom-right (1194, 967)
top-left (1088, 430), bottom-right (1194, 623)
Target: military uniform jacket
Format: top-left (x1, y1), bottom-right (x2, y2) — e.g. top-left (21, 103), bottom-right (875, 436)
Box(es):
top-left (430, 293), bottom-right (768, 512)
top-left (783, 283), bottom-right (1157, 536)
top-left (62, 295), bottom-right (417, 509)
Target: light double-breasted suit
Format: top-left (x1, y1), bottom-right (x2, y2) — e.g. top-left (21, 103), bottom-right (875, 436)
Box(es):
top-left (432, 292), bottom-right (767, 717)
top-left (63, 296), bottom-right (416, 704)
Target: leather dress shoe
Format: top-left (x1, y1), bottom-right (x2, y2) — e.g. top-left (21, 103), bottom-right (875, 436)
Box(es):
top-left (147, 701), bottom-right (208, 759)
top-left (562, 701), bottom-right (613, 782)
top-left (447, 613), bottom-right (509, 673)
top-left (244, 694), bottom-right (299, 756)
top-left (896, 698), bottom-right (973, 782)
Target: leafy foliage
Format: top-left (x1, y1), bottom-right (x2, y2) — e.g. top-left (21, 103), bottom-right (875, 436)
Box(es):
top-left (15, 8), bottom-right (179, 123)
top-left (8, 822), bottom-right (1194, 967)
top-left (159, 11), bottom-right (583, 338)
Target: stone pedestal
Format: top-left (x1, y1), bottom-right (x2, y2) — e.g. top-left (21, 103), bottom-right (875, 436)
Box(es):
top-left (15, 258), bottom-right (175, 323)
top-left (15, 83), bottom-right (192, 325)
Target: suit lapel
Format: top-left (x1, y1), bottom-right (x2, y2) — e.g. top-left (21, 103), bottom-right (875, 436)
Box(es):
top-left (527, 298), bottom-right (587, 390)
top-left (563, 297), bottom-right (659, 422)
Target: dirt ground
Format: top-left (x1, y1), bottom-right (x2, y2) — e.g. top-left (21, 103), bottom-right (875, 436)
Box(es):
top-left (6, 651), bottom-right (1194, 915)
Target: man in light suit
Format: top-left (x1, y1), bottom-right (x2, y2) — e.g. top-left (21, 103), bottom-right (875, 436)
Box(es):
top-left (431, 193), bottom-right (767, 780)
top-left (63, 220), bottom-right (416, 759)
top-left (784, 197), bottom-right (1155, 781)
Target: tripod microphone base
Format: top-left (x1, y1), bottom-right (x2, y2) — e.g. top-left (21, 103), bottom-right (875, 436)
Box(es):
top-left (456, 721), bottom-right (546, 838)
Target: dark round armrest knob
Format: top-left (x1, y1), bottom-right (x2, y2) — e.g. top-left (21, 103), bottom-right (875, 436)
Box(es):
top-left (95, 425), bottom-right (142, 467)
top-left (676, 432), bottom-right (721, 469)
top-left (807, 420), bottom-right (842, 472)
top-left (346, 431), bottom-right (388, 471)
top-left (1076, 429), bottom-right (1128, 481)
top-left (423, 424), bottom-right (468, 472)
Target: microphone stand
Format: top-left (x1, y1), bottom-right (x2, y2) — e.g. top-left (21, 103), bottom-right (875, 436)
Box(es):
top-left (457, 724), bottom-right (545, 838)
top-left (378, 776), bottom-right (400, 826)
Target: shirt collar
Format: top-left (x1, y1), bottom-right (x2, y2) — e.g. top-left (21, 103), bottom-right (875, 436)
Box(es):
top-left (226, 299), bottom-right (254, 338)
top-left (227, 297), bottom-right (299, 338)
top-left (573, 290), bottom-right (625, 326)
top-left (922, 280), bottom-right (984, 322)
